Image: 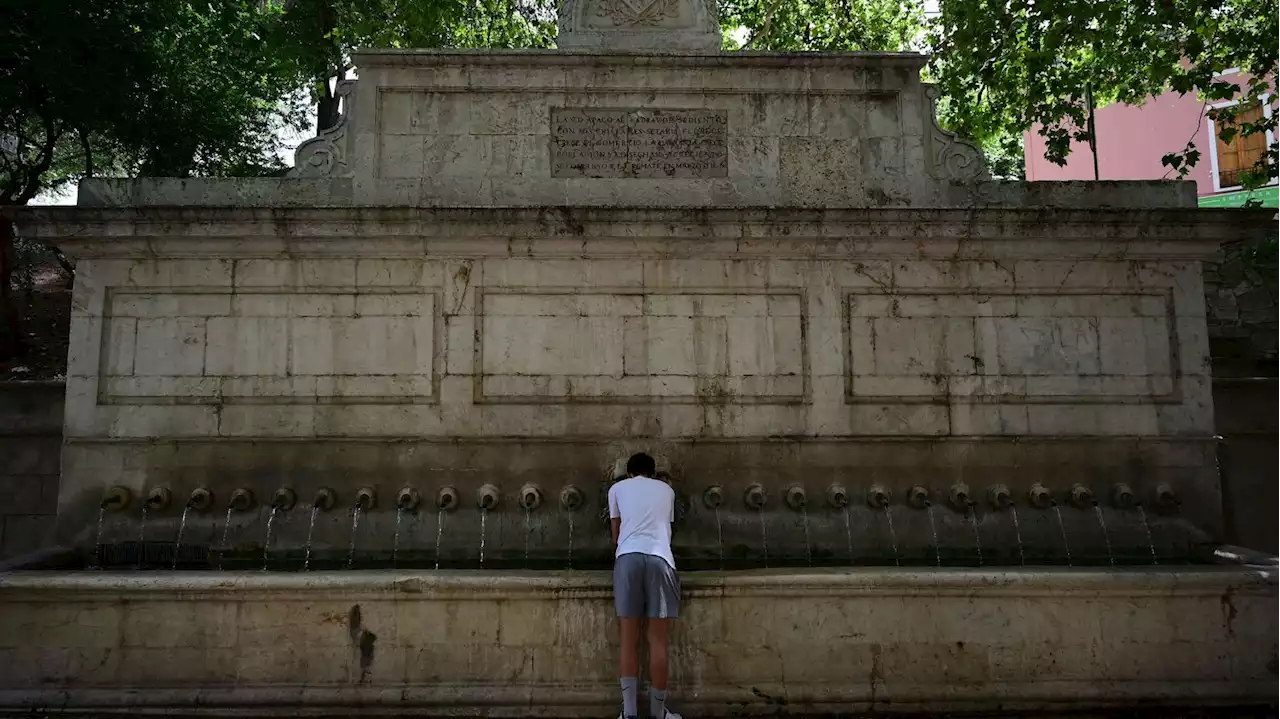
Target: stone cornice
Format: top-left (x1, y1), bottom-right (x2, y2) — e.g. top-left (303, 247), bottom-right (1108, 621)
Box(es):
top-left (15, 206), bottom-right (1269, 261)
top-left (0, 567), bottom-right (1272, 601)
top-left (353, 48), bottom-right (931, 70)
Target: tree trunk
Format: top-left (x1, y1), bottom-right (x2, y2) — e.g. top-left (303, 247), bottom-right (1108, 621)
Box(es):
top-left (0, 214), bottom-right (24, 362)
top-left (316, 66), bottom-right (347, 132)
top-left (317, 76), bottom-right (340, 132)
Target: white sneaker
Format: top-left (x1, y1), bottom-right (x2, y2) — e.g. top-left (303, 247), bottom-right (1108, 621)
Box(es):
top-left (663, 710), bottom-right (683, 719)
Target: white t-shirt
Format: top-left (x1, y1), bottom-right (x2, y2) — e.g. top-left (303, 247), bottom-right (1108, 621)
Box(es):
top-left (608, 476), bottom-right (676, 571)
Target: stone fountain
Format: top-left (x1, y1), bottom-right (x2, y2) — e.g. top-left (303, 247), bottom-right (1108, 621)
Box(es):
top-left (2, 0), bottom-right (1276, 713)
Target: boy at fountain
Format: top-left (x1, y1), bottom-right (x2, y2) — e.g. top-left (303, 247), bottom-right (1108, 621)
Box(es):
top-left (609, 452), bottom-right (682, 719)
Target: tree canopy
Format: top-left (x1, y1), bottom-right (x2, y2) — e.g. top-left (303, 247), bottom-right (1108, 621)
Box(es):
top-left (276, 0), bottom-right (556, 131)
top-left (0, 0), bottom-right (309, 206)
top-left (929, 0), bottom-right (1278, 189)
top-left (719, 0), bottom-right (924, 53)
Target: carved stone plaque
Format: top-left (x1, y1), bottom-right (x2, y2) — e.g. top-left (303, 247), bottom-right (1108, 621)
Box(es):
top-left (550, 108), bottom-right (728, 178)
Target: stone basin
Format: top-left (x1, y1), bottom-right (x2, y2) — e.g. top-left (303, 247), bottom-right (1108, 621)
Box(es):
top-left (0, 566), bottom-right (1274, 716)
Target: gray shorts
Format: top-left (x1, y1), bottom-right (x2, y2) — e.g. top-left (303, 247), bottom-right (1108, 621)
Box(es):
top-left (613, 552), bottom-right (681, 619)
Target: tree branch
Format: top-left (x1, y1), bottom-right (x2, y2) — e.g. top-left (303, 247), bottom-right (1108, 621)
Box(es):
top-left (79, 127), bottom-right (94, 178)
top-left (15, 111), bottom-right (64, 204)
top-left (737, 0), bottom-right (787, 51)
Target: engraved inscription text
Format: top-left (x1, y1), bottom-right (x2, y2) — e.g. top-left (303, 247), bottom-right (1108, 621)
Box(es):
top-left (551, 108), bottom-right (728, 178)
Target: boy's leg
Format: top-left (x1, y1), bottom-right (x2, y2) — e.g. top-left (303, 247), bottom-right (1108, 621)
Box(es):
top-left (646, 617), bottom-right (670, 692)
top-left (645, 555), bottom-right (681, 718)
top-left (619, 619), bottom-right (642, 717)
top-left (614, 553), bottom-right (645, 718)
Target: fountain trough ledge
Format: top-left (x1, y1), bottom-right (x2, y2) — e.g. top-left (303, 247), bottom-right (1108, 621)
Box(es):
top-left (0, 567), bottom-right (1275, 715)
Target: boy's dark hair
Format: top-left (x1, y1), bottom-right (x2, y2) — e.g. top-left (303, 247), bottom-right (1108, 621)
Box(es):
top-left (626, 452), bottom-right (656, 477)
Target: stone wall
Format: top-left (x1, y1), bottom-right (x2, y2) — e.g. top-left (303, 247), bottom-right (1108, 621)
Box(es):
top-left (0, 382), bottom-right (62, 560)
top-left (4, 366), bottom-right (1272, 564)
top-left (1215, 377), bottom-right (1279, 554)
top-left (16, 206), bottom-right (1266, 565)
top-left (1204, 238), bottom-right (1278, 369)
top-left (0, 569), bottom-right (1274, 715)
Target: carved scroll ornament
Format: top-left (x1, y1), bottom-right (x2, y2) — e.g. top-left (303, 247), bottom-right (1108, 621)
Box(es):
top-left (925, 85), bottom-right (989, 183)
top-left (290, 80), bottom-right (355, 178)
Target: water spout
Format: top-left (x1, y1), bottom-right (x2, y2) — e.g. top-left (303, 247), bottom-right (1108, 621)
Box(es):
top-left (714, 504), bottom-right (724, 569)
top-left (906, 485), bottom-right (929, 509)
top-left (479, 508), bottom-right (489, 568)
top-left (1153, 483), bottom-right (1180, 511)
top-left (744, 484), bottom-right (766, 511)
top-left (172, 505), bottom-right (191, 570)
top-left (346, 505), bottom-right (362, 569)
top-left (1093, 504), bottom-right (1115, 567)
top-left (434, 508), bottom-right (446, 570)
top-left (262, 506), bottom-right (279, 570)
top-left (1052, 502), bottom-right (1073, 566)
top-left (137, 504), bottom-right (148, 569)
top-left (91, 505), bottom-right (106, 570)
top-left (866, 485), bottom-right (890, 509)
top-left (271, 488), bottom-right (297, 511)
top-left (523, 507), bottom-right (532, 568)
top-left (784, 485), bottom-right (807, 511)
top-left (798, 503), bottom-right (812, 566)
top-left (1111, 483), bottom-right (1136, 509)
top-left (924, 500), bottom-right (941, 567)
top-left (567, 511), bottom-right (575, 569)
top-left (217, 507), bottom-right (234, 570)
top-left (986, 484), bottom-right (1013, 510)
top-left (518, 484), bottom-right (543, 511)
top-left (1027, 483), bottom-right (1052, 509)
top-left (312, 487), bottom-right (336, 511)
top-left (757, 506), bottom-right (769, 568)
top-left (229, 488), bottom-right (255, 513)
top-left (392, 508), bottom-right (405, 568)
top-left (827, 483), bottom-right (849, 509)
top-left (948, 482), bottom-right (971, 511)
top-left (144, 487), bottom-right (172, 512)
top-left (1068, 484), bottom-right (1095, 510)
top-left (560, 485), bottom-right (584, 512)
top-left (1009, 505), bottom-right (1026, 566)
top-left (702, 485), bottom-right (724, 510)
top-left (561, 486), bottom-right (584, 569)
top-left (303, 505), bottom-right (319, 571)
top-left (1137, 505), bottom-right (1159, 565)
top-left (477, 484), bottom-right (501, 512)
top-left (187, 487), bottom-right (214, 512)
top-left (437, 486), bottom-right (460, 512)
top-left (397, 486), bottom-right (422, 512)
top-left (967, 503), bottom-right (983, 566)
top-left (842, 505), bottom-right (853, 563)
top-left (101, 486), bottom-right (132, 511)
top-left (882, 506), bottom-right (900, 567)
top-left (354, 487), bottom-right (377, 511)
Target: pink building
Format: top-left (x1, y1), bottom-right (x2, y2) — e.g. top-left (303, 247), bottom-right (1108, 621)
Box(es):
top-left (1023, 71), bottom-right (1277, 207)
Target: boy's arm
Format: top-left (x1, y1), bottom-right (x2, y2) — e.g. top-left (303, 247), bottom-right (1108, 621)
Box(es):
top-left (609, 486), bottom-right (621, 549)
top-left (668, 487), bottom-right (676, 529)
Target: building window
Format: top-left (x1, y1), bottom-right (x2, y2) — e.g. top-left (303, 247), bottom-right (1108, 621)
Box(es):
top-left (1213, 103), bottom-right (1268, 189)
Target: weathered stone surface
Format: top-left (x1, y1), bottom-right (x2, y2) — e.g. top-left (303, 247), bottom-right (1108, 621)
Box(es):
top-left (13, 205), bottom-right (1274, 560)
top-left (550, 108), bottom-right (729, 178)
top-left (0, 382), bottom-right (63, 560)
top-left (0, 569), bottom-right (1273, 714)
top-left (556, 0), bottom-right (721, 53)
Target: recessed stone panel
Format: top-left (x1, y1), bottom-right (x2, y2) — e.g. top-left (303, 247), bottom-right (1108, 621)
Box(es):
top-left (476, 289), bottom-right (806, 404)
top-left (99, 288), bottom-right (439, 405)
top-left (550, 108), bottom-right (729, 178)
top-left (844, 289), bottom-right (1178, 404)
